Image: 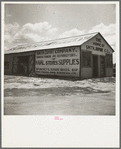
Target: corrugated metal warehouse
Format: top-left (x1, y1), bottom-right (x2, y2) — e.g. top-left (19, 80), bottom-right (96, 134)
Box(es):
top-left (4, 32), bottom-right (114, 79)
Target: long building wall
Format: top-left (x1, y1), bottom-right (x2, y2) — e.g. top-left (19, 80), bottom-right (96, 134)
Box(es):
top-left (4, 49), bottom-right (113, 79)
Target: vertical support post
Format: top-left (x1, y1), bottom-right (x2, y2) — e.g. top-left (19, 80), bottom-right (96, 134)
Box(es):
top-left (12, 55), bottom-right (19, 74)
top-left (28, 53), bottom-right (35, 76)
top-left (79, 46), bottom-right (81, 80)
top-left (98, 55), bottom-right (100, 77)
top-left (91, 52), bottom-right (93, 78)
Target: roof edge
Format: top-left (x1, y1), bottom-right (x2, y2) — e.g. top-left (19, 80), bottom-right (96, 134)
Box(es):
top-left (98, 32), bottom-right (114, 52)
top-left (80, 32), bottom-right (99, 47)
top-left (8, 32), bottom-right (99, 50)
top-left (81, 32), bottom-right (114, 53)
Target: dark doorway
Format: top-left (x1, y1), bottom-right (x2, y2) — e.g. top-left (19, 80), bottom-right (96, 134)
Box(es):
top-left (93, 55), bottom-right (98, 78)
top-left (17, 56), bottom-right (29, 76)
top-left (100, 56), bottom-right (105, 77)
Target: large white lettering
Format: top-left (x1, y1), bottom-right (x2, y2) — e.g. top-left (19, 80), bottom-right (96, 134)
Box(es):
top-left (35, 47), bottom-right (80, 77)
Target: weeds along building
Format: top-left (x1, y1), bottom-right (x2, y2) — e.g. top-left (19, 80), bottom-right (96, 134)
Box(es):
top-left (4, 32), bottom-right (114, 79)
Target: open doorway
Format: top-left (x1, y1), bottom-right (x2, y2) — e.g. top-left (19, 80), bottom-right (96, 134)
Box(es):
top-left (93, 55), bottom-right (98, 78)
top-left (17, 56), bottom-right (29, 76)
top-left (100, 56), bottom-right (105, 77)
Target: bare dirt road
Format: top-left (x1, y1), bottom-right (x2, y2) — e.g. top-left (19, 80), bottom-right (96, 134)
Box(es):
top-left (4, 75), bottom-right (115, 115)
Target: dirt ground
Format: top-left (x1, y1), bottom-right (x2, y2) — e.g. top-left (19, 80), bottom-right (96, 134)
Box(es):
top-left (4, 75), bottom-right (115, 115)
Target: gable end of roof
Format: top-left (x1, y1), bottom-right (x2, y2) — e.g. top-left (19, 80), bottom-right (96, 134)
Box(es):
top-left (98, 32), bottom-right (114, 52)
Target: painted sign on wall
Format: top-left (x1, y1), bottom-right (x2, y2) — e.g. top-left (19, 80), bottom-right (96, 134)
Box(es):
top-left (86, 37), bottom-right (111, 54)
top-left (35, 47), bottom-right (80, 77)
top-left (81, 34), bottom-right (113, 55)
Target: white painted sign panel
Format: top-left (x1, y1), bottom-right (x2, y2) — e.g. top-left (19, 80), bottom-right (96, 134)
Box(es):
top-left (35, 47), bottom-right (80, 77)
top-left (81, 34), bottom-right (113, 55)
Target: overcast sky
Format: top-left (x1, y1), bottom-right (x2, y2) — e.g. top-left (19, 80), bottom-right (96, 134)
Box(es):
top-left (4, 2), bottom-right (116, 63)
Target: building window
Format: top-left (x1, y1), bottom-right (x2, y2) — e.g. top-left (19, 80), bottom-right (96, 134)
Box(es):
top-left (4, 61), bottom-right (9, 69)
top-left (82, 50), bottom-right (92, 67)
top-left (106, 54), bottom-right (112, 68)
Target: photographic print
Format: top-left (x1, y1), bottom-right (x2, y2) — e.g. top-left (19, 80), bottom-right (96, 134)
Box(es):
top-left (2, 1), bottom-right (119, 148)
top-left (4, 2), bottom-right (116, 115)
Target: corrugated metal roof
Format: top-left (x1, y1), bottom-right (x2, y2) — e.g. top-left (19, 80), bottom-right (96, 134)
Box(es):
top-left (5, 32), bottom-right (98, 54)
